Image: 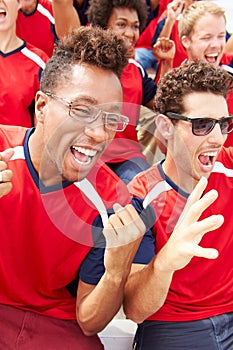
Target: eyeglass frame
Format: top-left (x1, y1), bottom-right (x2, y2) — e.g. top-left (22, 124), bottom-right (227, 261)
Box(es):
top-left (44, 92), bottom-right (129, 132)
top-left (165, 112), bottom-right (233, 136)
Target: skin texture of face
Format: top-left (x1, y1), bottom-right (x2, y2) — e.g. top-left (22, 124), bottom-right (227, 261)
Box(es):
top-left (182, 13), bottom-right (226, 67)
top-left (30, 64), bottom-right (123, 186)
top-left (161, 92), bottom-right (228, 193)
top-left (107, 7), bottom-right (140, 58)
top-left (0, 0), bottom-right (21, 31)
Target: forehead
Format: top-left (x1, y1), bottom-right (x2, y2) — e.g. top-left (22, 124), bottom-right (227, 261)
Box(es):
top-left (183, 92), bottom-right (228, 117)
top-left (109, 7), bottom-right (139, 23)
top-left (55, 64), bottom-right (123, 105)
top-left (191, 13), bottom-right (226, 35)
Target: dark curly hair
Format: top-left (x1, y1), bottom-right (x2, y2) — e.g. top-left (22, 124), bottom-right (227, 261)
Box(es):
top-left (40, 26), bottom-right (128, 92)
top-left (154, 61), bottom-right (233, 115)
top-left (86, 0), bottom-right (148, 33)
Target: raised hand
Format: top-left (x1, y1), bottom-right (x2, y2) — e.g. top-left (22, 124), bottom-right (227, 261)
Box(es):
top-left (103, 203), bottom-right (146, 277)
top-left (158, 177), bottom-right (224, 273)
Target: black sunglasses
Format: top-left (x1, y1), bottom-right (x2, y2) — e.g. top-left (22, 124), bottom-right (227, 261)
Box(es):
top-left (166, 112), bottom-right (233, 136)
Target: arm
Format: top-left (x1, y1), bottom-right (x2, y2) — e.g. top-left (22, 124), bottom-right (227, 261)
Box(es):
top-left (52, 0), bottom-right (81, 39)
top-left (225, 34), bottom-right (233, 54)
top-left (0, 148), bottom-right (14, 198)
top-left (75, 203), bottom-right (146, 336)
top-left (156, 0), bottom-right (183, 40)
top-left (124, 177), bottom-right (224, 323)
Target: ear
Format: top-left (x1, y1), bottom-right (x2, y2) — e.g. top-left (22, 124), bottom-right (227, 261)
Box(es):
top-left (35, 91), bottom-right (48, 124)
top-left (156, 114), bottom-right (174, 139)
top-left (181, 35), bottom-right (191, 50)
top-left (154, 114), bottom-right (174, 155)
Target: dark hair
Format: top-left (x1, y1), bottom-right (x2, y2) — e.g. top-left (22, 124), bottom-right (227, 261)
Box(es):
top-left (154, 61), bottom-right (233, 115)
top-left (40, 26), bottom-right (128, 92)
top-left (87, 0), bottom-right (148, 33)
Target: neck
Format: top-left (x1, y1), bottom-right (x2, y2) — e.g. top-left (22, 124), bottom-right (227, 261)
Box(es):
top-left (162, 154), bottom-right (197, 194)
top-left (0, 33), bottom-right (23, 53)
top-left (21, 0), bottom-right (37, 14)
top-left (28, 127), bottom-right (63, 187)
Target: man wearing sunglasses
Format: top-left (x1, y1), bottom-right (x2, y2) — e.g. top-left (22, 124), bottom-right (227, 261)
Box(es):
top-left (124, 61), bottom-right (233, 350)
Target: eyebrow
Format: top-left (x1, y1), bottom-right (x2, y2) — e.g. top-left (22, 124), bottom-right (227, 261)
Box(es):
top-left (116, 17), bottom-right (139, 23)
top-left (70, 95), bottom-right (98, 105)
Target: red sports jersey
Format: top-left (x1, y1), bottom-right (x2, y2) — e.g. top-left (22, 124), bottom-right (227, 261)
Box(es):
top-left (0, 42), bottom-right (48, 127)
top-left (129, 148), bottom-right (233, 321)
top-left (0, 125), bottom-right (130, 320)
top-left (16, 0), bottom-right (56, 57)
top-left (101, 59), bottom-right (156, 163)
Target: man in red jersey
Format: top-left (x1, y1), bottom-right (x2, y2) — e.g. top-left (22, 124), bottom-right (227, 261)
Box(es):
top-left (0, 26), bottom-right (148, 349)
top-left (0, 0), bottom-right (49, 127)
top-left (178, 1), bottom-right (233, 147)
top-left (124, 61), bottom-right (233, 349)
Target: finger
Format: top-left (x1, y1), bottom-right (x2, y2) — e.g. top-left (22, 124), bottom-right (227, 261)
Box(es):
top-left (0, 148), bottom-right (14, 162)
top-left (0, 169), bottom-right (13, 183)
top-left (112, 204), bottom-right (146, 232)
top-left (176, 177), bottom-right (216, 225)
top-left (191, 214), bottom-right (224, 242)
top-left (0, 182), bottom-right (13, 198)
top-left (191, 246), bottom-right (219, 260)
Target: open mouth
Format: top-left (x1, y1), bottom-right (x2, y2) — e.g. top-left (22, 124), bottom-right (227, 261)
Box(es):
top-left (198, 151), bottom-right (217, 167)
top-left (0, 9), bottom-right (6, 18)
top-left (205, 53), bottom-right (218, 64)
top-left (70, 146), bottom-right (97, 166)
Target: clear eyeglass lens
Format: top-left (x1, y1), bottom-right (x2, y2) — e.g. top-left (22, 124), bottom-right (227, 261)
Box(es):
top-left (70, 104), bottom-right (124, 131)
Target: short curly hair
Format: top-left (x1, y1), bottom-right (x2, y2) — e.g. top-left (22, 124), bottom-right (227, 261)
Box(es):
top-left (86, 0), bottom-right (148, 33)
top-left (40, 26), bottom-right (128, 92)
top-left (154, 61), bottom-right (233, 115)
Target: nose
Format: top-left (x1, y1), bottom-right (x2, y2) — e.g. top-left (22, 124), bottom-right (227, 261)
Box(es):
top-left (124, 25), bottom-right (135, 38)
top-left (208, 123), bottom-right (226, 144)
top-left (83, 117), bottom-right (114, 142)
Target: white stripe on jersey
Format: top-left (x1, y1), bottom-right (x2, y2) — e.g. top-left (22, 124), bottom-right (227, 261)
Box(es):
top-left (10, 146), bottom-right (25, 160)
top-left (143, 180), bottom-right (172, 209)
top-left (221, 64), bottom-right (233, 76)
top-left (213, 161), bottom-right (233, 177)
top-left (37, 3), bottom-right (55, 24)
top-left (21, 47), bottom-right (46, 69)
top-left (128, 58), bottom-right (145, 78)
top-left (74, 178), bottom-right (109, 227)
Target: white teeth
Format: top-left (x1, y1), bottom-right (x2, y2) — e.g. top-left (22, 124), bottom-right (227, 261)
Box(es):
top-left (206, 53), bottom-right (218, 57)
top-left (202, 151), bottom-right (217, 157)
top-left (72, 146), bottom-right (97, 157)
top-left (0, 9), bottom-right (6, 13)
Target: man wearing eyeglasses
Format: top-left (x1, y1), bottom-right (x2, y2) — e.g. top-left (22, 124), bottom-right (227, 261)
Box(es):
top-left (0, 26), bottom-right (148, 349)
top-left (124, 61), bottom-right (233, 350)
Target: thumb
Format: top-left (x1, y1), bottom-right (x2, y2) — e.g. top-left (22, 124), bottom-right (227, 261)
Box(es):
top-left (0, 148), bottom-right (14, 162)
top-left (113, 203), bottom-right (124, 213)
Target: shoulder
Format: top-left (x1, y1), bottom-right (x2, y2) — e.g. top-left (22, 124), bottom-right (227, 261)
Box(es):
top-left (0, 125), bottom-right (28, 150)
top-left (22, 43), bottom-right (49, 66)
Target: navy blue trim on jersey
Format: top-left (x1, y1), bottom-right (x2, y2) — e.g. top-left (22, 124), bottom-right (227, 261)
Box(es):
top-left (0, 41), bottom-right (26, 57)
top-left (24, 128), bottom-right (72, 193)
top-left (132, 197), bottom-right (156, 264)
top-left (20, 0), bottom-right (39, 16)
top-left (158, 161), bottom-right (189, 198)
top-left (142, 71), bottom-right (157, 105)
top-left (152, 17), bottom-right (166, 46)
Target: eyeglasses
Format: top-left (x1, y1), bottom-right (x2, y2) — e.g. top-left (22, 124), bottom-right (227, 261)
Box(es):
top-left (166, 112), bottom-right (233, 136)
top-left (45, 92), bottom-right (129, 132)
